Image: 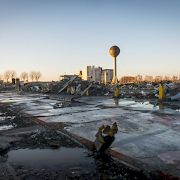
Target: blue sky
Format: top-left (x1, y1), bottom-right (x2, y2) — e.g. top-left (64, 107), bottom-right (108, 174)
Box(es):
top-left (0, 0), bottom-right (180, 81)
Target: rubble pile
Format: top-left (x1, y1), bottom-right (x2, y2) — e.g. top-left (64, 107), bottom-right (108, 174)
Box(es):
top-left (45, 79), bottom-right (180, 101)
top-left (166, 84), bottom-right (180, 101)
top-left (0, 83), bottom-right (16, 91)
top-left (0, 77), bottom-right (179, 101)
top-left (48, 77), bottom-right (112, 96)
top-left (120, 83), bottom-right (156, 98)
top-left (120, 82), bottom-right (180, 100)
top-left (22, 82), bottom-right (51, 93)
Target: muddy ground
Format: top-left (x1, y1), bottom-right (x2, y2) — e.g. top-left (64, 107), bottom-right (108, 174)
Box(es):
top-left (0, 103), bottom-right (162, 180)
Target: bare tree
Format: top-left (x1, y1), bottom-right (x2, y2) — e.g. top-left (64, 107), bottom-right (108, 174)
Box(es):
top-left (34, 71), bottom-right (42, 81)
top-left (29, 71), bottom-right (36, 82)
top-left (0, 74), bottom-right (3, 80)
top-left (29, 71), bottom-right (42, 82)
top-left (4, 70), bottom-right (11, 82)
top-left (20, 72), bottom-right (28, 82)
top-left (10, 70), bottom-right (17, 80)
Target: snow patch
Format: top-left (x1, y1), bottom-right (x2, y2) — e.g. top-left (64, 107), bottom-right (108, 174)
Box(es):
top-left (0, 125), bottom-right (14, 131)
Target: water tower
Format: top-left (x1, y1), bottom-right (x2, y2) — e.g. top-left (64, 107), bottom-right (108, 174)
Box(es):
top-left (109, 45), bottom-right (120, 84)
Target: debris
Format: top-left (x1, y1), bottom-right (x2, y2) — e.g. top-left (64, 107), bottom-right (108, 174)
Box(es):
top-left (171, 92), bottom-right (180, 101)
top-left (94, 123), bottom-right (118, 153)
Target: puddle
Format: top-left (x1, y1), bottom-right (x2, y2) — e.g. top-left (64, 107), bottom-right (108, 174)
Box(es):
top-left (7, 148), bottom-right (148, 179)
top-left (112, 99), bottom-right (180, 113)
top-left (129, 101), bottom-right (157, 110)
top-left (8, 148), bottom-right (95, 170)
top-left (100, 99), bottom-right (158, 110)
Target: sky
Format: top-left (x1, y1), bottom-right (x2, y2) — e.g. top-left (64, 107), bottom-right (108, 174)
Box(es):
top-left (0, 0), bottom-right (180, 81)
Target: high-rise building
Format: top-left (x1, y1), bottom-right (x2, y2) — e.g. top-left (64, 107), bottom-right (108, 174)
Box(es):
top-left (82, 66), bottom-right (114, 84)
top-left (101, 69), bottom-right (113, 84)
top-left (82, 66), bottom-right (102, 83)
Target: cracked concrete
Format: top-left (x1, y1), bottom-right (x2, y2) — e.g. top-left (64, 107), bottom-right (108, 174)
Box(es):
top-left (0, 92), bottom-right (180, 178)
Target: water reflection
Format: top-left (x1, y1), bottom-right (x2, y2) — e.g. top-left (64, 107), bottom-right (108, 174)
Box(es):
top-left (158, 101), bottom-right (164, 110)
top-left (8, 148), bottom-right (94, 169)
top-left (113, 98), bottom-right (119, 106)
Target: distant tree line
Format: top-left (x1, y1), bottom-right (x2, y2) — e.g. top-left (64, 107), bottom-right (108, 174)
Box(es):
top-left (0, 70), bottom-right (42, 82)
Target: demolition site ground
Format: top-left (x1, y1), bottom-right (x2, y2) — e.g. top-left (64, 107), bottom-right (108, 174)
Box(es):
top-left (0, 92), bottom-right (179, 180)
